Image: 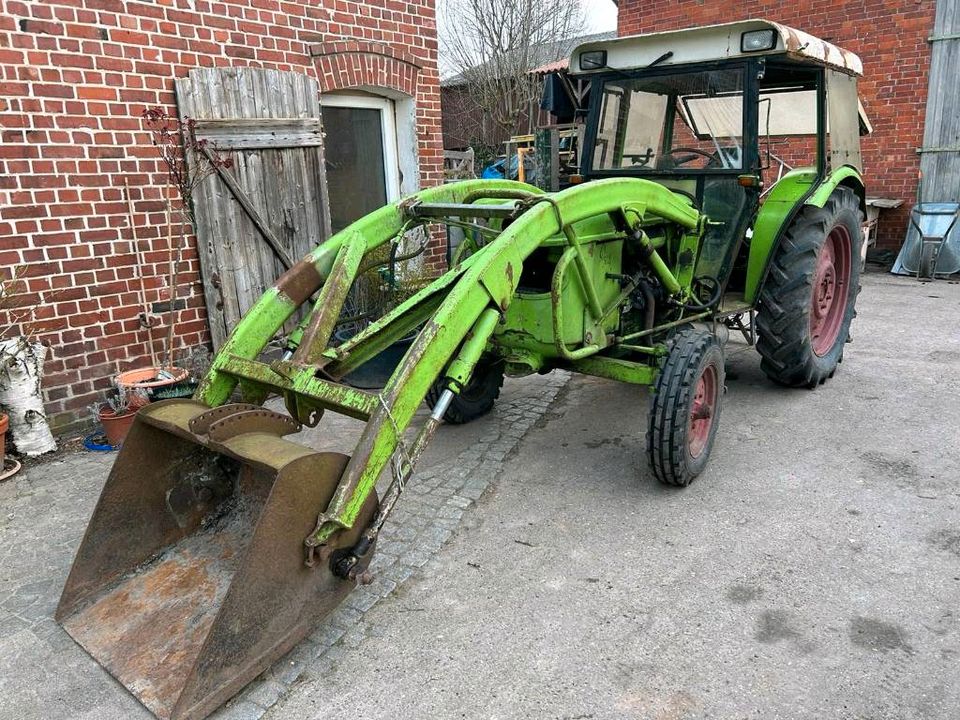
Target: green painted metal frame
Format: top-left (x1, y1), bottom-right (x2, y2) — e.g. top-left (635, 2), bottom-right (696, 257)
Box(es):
top-left (192, 176), bottom-right (704, 552)
top-left (744, 165), bottom-right (865, 304)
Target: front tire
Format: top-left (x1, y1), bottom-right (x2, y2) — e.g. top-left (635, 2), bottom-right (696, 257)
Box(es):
top-left (756, 187), bottom-right (863, 388)
top-left (426, 357), bottom-right (504, 425)
top-left (646, 329), bottom-right (725, 487)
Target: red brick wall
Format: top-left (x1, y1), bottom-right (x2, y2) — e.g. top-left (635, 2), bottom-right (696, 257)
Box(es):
top-left (618, 1), bottom-right (937, 250)
top-left (0, 0), bottom-right (442, 433)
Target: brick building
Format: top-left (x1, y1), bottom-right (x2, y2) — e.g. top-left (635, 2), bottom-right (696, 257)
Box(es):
top-left (0, 0), bottom-right (443, 433)
top-left (618, 0), bottom-right (939, 250)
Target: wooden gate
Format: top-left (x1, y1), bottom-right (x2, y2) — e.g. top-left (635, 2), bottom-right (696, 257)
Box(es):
top-left (175, 67), bottom-right (331, 349)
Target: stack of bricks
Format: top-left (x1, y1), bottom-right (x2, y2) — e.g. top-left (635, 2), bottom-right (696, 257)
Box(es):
top-left (618, 0), bottom-right (937, 250)
top-left (0, 0), bottom-right (443, 433)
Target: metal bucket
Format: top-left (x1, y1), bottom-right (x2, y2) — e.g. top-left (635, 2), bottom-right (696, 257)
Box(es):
top-left (56, 400), bottom-right (377, 720)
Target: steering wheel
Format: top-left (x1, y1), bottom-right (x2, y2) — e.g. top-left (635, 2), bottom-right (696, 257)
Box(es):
top-left (661, 146), bottom-right (724, 168)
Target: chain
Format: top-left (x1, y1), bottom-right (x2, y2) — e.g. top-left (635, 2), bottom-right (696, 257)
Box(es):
top-left (377, 393), bottom-right (414, 490)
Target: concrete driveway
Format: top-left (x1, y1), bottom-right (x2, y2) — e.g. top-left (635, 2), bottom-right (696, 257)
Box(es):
top-left (268, 271), bottom-right (960, 720)
top-left (1, 271), bottom-right (957, 720)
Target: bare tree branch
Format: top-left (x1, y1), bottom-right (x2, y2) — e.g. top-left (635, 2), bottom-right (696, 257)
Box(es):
top-left (440, 0), bottom-right (584, 142)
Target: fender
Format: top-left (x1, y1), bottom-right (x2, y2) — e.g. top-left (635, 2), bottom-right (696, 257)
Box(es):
top-left (745, 165), bottom-right (864, 304)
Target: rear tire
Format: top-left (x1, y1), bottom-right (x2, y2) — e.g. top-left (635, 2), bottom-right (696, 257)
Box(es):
top-left (426, 357), bottom-right (504, 425)
top-left (646, 329), bottom-right (725, 487)
top-left (756, 187), bottom-right (863, 388)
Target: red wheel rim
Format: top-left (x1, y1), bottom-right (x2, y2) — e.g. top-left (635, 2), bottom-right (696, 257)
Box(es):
top-left (688, 364), bottom-right (718, 459)
top-left (810, 225), bottom-right (852, 357)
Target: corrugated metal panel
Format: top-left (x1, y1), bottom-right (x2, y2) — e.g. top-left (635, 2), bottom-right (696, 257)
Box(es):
top-left (919, 0), bottom-right (960, 203)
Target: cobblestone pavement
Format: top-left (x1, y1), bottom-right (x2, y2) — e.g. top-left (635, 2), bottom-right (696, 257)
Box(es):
top-left (0, 372), bottom-right (568, 720)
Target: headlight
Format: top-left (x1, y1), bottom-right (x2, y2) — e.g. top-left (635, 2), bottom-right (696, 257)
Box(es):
top-left (741, 30), bottom-right (777, 52)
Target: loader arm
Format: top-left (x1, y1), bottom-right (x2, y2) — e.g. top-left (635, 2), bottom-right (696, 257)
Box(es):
top-left (58, 176), bottom-right (701, 720)
top-left (310, 177), bottom-right (701, 548)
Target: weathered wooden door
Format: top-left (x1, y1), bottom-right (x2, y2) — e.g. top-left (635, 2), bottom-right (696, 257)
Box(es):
top-left (919, 0), bottom-right (960, 203)
top-left (175, 68), bottom-right (331, 349)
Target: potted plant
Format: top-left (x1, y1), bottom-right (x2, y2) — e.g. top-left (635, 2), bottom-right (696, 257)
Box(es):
top-left (126, 108), bottom-right (231, 385)
top-left (115, 365), bottom-right (191, 401)
top-left (96, 388), bottom-right (150, 448)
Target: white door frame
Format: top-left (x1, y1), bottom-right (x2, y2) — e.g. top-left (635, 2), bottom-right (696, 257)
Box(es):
top-left (320, 93), bottom-right (401, 203)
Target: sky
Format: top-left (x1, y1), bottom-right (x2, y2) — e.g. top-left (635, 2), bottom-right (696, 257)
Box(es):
top-left (437, 0), bottom-right (619, 78)
top-left (581, 0), bottom-right (618, 33)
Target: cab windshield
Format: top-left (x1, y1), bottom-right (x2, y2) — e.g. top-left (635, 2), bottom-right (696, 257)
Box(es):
top-left (591, 68), bottom-right (746, 173)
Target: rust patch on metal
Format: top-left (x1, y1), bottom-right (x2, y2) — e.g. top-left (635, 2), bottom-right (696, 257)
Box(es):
top-left (188, 403), bottom-right (263, 436)
top-left (206, 409), bottom-right (301, 442)
top-left (773, 22), bottom-right (863, 75)
top-left (62, 495), bottom-right (257, 720)
top-left (274, 258), bottom-right (323, 306)
top-left (59, 407), bottom-right (381, 720)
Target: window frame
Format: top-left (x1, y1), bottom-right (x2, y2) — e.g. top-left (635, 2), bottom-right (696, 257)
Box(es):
top-left (582, 60), bottom-right (758, 177)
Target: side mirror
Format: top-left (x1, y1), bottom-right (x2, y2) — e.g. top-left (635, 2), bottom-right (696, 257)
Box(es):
top-left (580, 50), bottom-right (607, 71)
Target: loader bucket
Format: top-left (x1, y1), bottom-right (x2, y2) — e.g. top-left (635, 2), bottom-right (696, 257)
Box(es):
top-left (56, 399), bottom-right (378, 720)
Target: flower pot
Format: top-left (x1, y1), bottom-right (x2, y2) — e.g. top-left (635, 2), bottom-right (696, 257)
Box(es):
top-left (115, 366), bottom-right (190, 402)
top-left (0, 411), bottom-right (8, 460)
top-left (99, 405), bottom-right (138, 448)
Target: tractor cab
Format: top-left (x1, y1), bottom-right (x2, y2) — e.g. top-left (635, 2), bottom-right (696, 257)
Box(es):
top-left (570, 20), bottom-right (867, 308)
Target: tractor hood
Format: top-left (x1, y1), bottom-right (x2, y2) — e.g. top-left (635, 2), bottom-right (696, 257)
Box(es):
top-left (569, 19), bottom-right (863, 77)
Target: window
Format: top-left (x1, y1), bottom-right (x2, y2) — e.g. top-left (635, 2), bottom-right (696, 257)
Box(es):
top-left (755, 67), bottom-right (821, 191)
top-left (826, 70), bottom-right (862, 171)
top-left (321, 94), bottom-right (401, 232)
top-left (591, 68), bottom-right (745, 172)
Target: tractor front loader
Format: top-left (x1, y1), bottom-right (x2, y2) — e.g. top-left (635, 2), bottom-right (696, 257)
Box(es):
top-left (57, 177), bottom-right (705, 720)
top-left (59, 19), bottom-right (869, 720)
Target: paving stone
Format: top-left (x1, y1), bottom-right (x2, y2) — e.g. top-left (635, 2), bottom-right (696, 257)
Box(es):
top-left (210, 700), bottom-right (266, 720)
top-left (368, 552), bottom-right (397, 572)
top-left (304, 644), bottom-right (347, 678)
top-left (390, 525), bottom-right (418, 541)
top-left (309, 623), bottom-right (347, 649)
top-left (459, 484), bottom-right (487, 501)
top-left (242, 679), bottom-right (286, 709)
top-left (402, 550), bottom-right (433, 568)
top-left (421, 526), bottom-right (453, 549)
top-left (435, 504), bottom-right (463, 520)
top-left (275, 640), bottom-right (320, 684)
top-left (343, 588), bottom-right (381, 613)
top-left (447, 494), bottom-right (472, 509)
top-left (382, 563), bottom-right (415, 585)
top-left (0, 613), bottom-right (30, 640)
top-left (365, 576), bottom-right (397, 599)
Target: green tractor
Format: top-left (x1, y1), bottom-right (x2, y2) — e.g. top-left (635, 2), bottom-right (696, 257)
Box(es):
top-left (58, 20), bottom-right (867, 720)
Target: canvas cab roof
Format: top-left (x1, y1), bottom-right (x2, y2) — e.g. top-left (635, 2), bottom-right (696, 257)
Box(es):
top-left (570, 19), bottom-right (863, 77)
